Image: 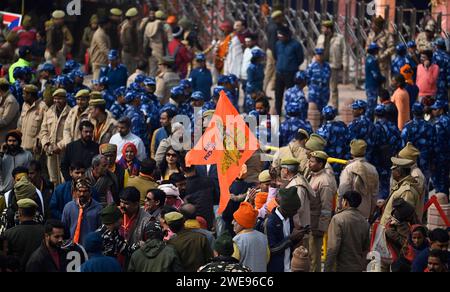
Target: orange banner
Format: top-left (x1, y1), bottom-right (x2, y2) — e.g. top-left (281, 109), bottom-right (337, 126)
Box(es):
top-left (185, 91), bottom-right (259, 214)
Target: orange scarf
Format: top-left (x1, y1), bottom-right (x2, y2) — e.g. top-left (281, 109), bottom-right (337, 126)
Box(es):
top-left (73, 207), bottom-right (84, 244)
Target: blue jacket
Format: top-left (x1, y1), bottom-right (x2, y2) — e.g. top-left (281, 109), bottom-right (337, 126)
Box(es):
top-left (61, 199), bottom-right (102, 244)
top-left (411, 248), bottom-right (450, 272)
top-left (246, 63), bottom-right (264, 94)
top-left (365, 54), bottom-right (385, 89)
top-left (401, 118), bottom-right (435, 171)
top-left (266, 209), bottom-right (295, 272)
top-left (80, 253), bottom-right (122, 272)
top-left (100, 64), bottom-right (128, 92)
top-left (190, 67), bottom-right (213, 101)
top-left (275, 39), bottom-right (304, 73)
top-left (49, 181), bottom-right (72, 220)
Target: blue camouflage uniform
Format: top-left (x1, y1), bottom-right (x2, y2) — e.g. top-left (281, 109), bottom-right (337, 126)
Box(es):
top-left (373, 105), bottom-right (402, 199)
top-left (63, 60), bottom-right (81, 74)
top-left (244, 49), bottom-right (265, 113)
top-left (430, 101), bottom-right (450, 195)
top-left (10, 79), bottom-right (24, 107)
top-left (124, 91), bottom-right (148, 146)
top-left (190, 54), bottom-right (213, 101)
top-left (432, 39), bottom-right (450, 103)
top-left (110, 86), bottom-right (126, 120)
top-left (54, 75), bottom-right (76, 107)
top-left (348, 100), bottom-right (376, 163)
top-left (284, 71), bottom-right (309, 121)
top-left (401, 103), bottom-right (435, 184)
top-left (98, 77), bottom-right (115, 110)
top-left (391, 44), bottom-right (415, 77)
top-left (280, 102), bottom-right (313, 147)
top-left (365, 43), bottom-right (386, 120)
top-left (170, 86), bottom-right (193, 122)
top-left (317, 106), bottom-right (350, 178)
top-left (306, 51), bottom-right (331, 112)
top-left (203, 86), bottom-right (225, 111)
top-left (218, 75), bottom-right (238, 109)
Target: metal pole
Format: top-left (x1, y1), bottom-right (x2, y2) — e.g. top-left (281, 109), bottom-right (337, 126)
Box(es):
top-left (410, 8), bottom-right (416, 38)
top-left (344, 0), bottom-right (350, 84)
top-left (321, 0), bottom-right (328, 20)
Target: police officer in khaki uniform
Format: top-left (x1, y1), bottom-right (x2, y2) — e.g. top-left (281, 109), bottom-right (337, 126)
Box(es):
top-left (338, 140), bottom-right (379, 220)
top-left (366, 16), bottom-right (395, 86)
top-left (380, 157), bottom-right (421, 226)
top-left (0, 78), bottom-right (19, 143)
top-left (45, 10), bottom-right (74, 70)
top-left (120, 8), bottom-right (140, 74)
top-left (40, 89), bottom-right (71, 185)
top-left (272, 129), bottom-right (309, 172)
top-left (17, 85), bottom-right (48, 155)
top-left (306, 151), bottom-right (337, 272)
top-left (155, 56), bottom-right (181, 105)
top-left (397, 143), bottom-right (426, 221)
top-left (63, 89), bottom-right (91, 146)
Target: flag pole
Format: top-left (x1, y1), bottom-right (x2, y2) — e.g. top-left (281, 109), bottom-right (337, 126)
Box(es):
top-left (21, 0), bottom-right (25, 16)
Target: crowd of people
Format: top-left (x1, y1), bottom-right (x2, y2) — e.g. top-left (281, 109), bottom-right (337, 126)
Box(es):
top-left (0, 5), bottom-right (449, 273)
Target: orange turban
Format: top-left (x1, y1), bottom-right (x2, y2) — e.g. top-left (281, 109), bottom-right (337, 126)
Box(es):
top-left (255, 192), bottom-right (268, 210)
top-left (167, 16), bottom-right (177, 25)
top-left (233, 202), bottom-right (258, 229)
top-left (400, 64), bottom-right (414, 85)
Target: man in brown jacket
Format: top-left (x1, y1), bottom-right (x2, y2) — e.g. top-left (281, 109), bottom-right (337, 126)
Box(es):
top-left (90, 16), bottom-right (111, 80)
top-left (272, 129), bottom-right (309, 171)
top-left (143, 10), bottom-right (167, 77)
top-left (307, 151), bottom-right (337, 272)
top-left (45, 10), bottom-right (73, 70)
top-left (325, 191), bottom-right (370, 272)
top-left (380, 157), bottom-right (421, 226)
top-left (0, 78), bottom-right (19, 143)
top-left (338, 139), bottom-right (379, 220)
top-left (120, 8), bottom-right (139, 74)
top-left (17, 85), bottom-right (48, 155)
top-left (89, 95), bottom-right (117, 145)
top-left (63, 89), bottom-right (90, 145)
top-left (40, 89), bottom-right (71, 185)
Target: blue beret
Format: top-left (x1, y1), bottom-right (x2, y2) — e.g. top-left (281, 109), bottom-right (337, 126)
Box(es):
top-left (159, 103), bottom-right (178, 116)
top-left (430, 100), bottom-right (448, 110)
top-left (285, 102), bottom-right (301, 116)
top-left (144, 77), bottom-right (156, 86)
top-left (213, 86), bottom-right (226, 98)
top-left (39, 63), bottom-right (55, 73)
top-left (295, 71), bottom-right (307, 82)
top-left (72, 70), bottom-right (85, 78)
top-left (171, 86), bottom-right (184, 97)
top-left (374, 104), bottom-right (386, 116)
top-left (407, 41), bottom-right (416, 48)
top-left (228, 74), bottom-right (238, 83)
top-left (217, 75), bottom-right (230, 85)
top-left (99, 76), bottom-right (109, 85)
top-left (125, 91), bottom-right (139, 103)
top-left (114, 86), bottom-right (126, 97)
top-left (179, 79), bottom-right (192, 89)
top-left (396, 43), bottom-right (407, 54)
top-left (191, 91), bottom-right (205, 101)
top-left (315, 47), bottom-right (324, 55)
top-left (351, 100), bottom-right (368, 110)
top-left (195, 53), bottom-right (206, 61)
top-left (322, 105), bottom-right (337, 120)
top-left (128, 82), bottom-right (142, 92)
top-left (251, 48), bottom-right (265, 58)
top-left (55, 75), bottom-right (72, 86)
top-left (411, 102), bottom-right (424, 115)
top-left (91, 79), bottom-right (100, 86)
top-left (368, 42), bottom-right (379, 51)
top-left (64, 60), bottom-right (80, 72)
top-left (135, 74), bottom-right (146, 84)
top-left (108, 49), bottom-right (119, 60)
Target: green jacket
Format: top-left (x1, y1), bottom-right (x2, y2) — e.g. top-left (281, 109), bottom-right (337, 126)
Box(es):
top-left (9, 58), bottom-right (31, 83)
top-left (128, 239), bottom-right (183, 272)
top-left (168, 229), bottom-right (213, 272)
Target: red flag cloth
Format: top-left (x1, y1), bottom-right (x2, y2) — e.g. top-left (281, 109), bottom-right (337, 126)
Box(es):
top-left (186, 91), bottom-right (259, 214)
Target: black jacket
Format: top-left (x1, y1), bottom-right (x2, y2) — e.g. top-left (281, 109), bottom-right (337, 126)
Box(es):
top-left (5, 221), bottom-right (45, 271)
top-left (61, 139), bottom-right (99, 181)
top-left (26, 241), bottom-right (68, 272)
top-left (185, 175), bottom-right (216, 230)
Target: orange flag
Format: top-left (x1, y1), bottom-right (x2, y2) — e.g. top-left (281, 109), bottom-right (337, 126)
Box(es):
top-left (185, 91), bottom-right (259, 214)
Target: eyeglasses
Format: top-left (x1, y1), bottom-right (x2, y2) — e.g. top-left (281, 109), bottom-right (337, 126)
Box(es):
top-left (166, 153), bottom-right (177, 158)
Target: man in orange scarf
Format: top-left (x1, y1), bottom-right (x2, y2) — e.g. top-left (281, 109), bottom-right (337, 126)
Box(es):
top-left (214, 22), bottom-right (233, 74)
